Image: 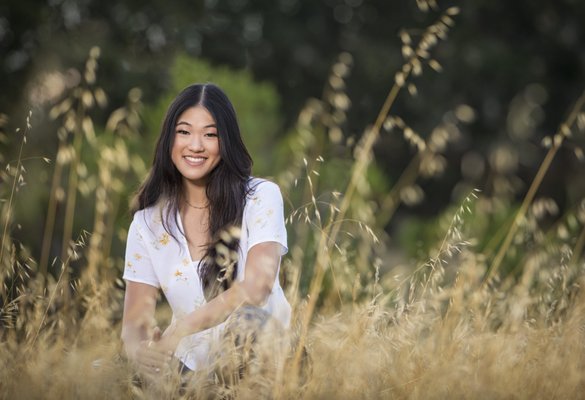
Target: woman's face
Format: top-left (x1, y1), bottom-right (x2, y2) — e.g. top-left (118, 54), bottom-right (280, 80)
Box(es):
top-left (171, 106), bottom-right (221, 186)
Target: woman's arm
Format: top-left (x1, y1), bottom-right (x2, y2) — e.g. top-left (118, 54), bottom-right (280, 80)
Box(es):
top-left (154, 241), bottom-right (281, 353)
top-left (122, 281), bottom-right (170, 373)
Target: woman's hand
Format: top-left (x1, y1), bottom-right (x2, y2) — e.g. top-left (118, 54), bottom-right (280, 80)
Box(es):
top-left (149, 320), bottom-right (184, 355)
top-left (133, 327), bottom-right (173, 381)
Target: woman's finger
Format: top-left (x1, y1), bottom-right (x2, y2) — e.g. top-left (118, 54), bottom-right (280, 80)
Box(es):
top-left (135, 341), bottom-right (171, 368)
top-left (152, 326), bottom-right (162, 341)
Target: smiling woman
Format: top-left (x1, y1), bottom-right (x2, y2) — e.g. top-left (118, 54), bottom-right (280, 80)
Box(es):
top-left (120, 83), bottom-right (290, 381)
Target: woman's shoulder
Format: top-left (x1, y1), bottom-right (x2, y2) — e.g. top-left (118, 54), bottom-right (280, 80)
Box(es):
top-left (246, 177), bottom-right (282, 196)
top-left (130, 202), bottom-right (168, 233)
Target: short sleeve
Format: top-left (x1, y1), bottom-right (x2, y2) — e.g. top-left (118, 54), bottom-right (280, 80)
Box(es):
top-left (245, 181), bottom-right (288, 255)
top-left (123, 216), bottom-right (160, 288)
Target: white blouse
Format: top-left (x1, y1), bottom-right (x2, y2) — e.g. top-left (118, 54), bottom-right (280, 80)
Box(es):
top-left (123, 178), bottom-right (290, 370)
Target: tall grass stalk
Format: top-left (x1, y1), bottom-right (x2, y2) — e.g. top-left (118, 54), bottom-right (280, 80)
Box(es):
top-left (58, 101), bottom-right (84, 300)
top-left (484, 88), bottom-right (585, 283)
top-left (279, 53), bottom-right (354, 307)
top-left (85, 88), bottom-right (141, 283)
top-left (0, 112), bottom-right (30, 302)
top-left (0, 116), bottom-right (29, 267)
top-left (39, 48), bottom-right (105, 279)
top-left (290, 7), bottom-right (460, 380)
top-left (39, 139), bottom-right (65, 278)
top-left (59, 49), bottom-right (102, 302)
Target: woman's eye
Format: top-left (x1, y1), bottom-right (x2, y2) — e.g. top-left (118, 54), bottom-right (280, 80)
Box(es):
top-left (177, 129), bottom-right (190, 135)
top-left (205, 133), bottom-right (218, 138)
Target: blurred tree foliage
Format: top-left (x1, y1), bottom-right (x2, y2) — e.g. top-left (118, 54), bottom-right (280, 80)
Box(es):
top-left (1, 0), bottom-right (585, 269)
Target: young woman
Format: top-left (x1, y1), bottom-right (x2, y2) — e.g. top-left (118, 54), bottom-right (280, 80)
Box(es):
top-left (121, 83), bottom-right (290, 376)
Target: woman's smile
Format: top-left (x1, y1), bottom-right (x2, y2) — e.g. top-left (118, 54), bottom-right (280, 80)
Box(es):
top-left (182, 155), bottom-right (207, 166)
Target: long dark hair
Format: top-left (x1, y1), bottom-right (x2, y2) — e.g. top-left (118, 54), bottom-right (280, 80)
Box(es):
top-left (133, 83), bottom-right (253, 299)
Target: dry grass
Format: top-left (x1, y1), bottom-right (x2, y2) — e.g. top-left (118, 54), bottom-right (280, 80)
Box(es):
top-left (2, 6), bottom-right (585, 399)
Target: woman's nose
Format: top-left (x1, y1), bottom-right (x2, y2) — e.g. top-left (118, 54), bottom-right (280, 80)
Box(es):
top-left (188, 134), bottom-right (204, 150)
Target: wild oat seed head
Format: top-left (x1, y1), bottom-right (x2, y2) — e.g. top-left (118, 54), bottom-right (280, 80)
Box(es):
top-left (454, 104), bottom-right (476, 123)
top-left (82, 90), bottom-right (94, 108)
top-left (84, 69), bottom-right (96, 85)
top-left (441, 15), bottom-right (456, 27)
top-left (89, 46), bottom-right (101, 59)
top-left (407, 83), bottom-right (418, 96)
top-left (400, 185), bottom-right (424, 206)
top-left (332, 93), bottom-right (351, 111)
top-left (412, 59), bottom-right (422, 76)
top-left (338, 51), bottom-right (353, 66)
top-left (332, 63), bottom-right (350, 78)
top-left (560, 123), bottom-right (572, 138)
top-left (428, 59), bottom-right (443, 72)
top-left (395, 72), bottom-right (406, 87)
top-left (329, 75), bottom-right (345, 90)
top-left (402, 45), bottom-right (414, 59)
top-left (399, 30), bottom-right (412, 45)
top-left (416, 0), bottom-right (438, 12)
top-left (383, 117), bottom-right (395, 131)
top-left (531, 198), bottom-right (559, 220)
top-left (329, 127), bottom-right (343, 144)
top-left (421, 153), bottom-right (446, 177)
top-left (94, 87), bottom-right (108, 108)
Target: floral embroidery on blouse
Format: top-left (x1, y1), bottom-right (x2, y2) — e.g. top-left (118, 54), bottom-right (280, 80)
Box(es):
top-left (174, 269), bottom-right (188, 282)
top-left (152, 232), bottom-right (170, 250)
top-left (126, 260), bottom-right (136, 274)
top-left (254, 216), bottom-right (268, 229)
top-left (159, 233), bottom-right (170, 246)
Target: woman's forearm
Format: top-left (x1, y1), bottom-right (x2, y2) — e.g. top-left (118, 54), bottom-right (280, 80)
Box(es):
top-left (166, 243), bottom-right (280, 349)
top-left (121, 325), bottom-right (146, 360)
top-left (178, 282), bottom-right (248, 336)
top-left (121, 281), bottom-right (159, 359)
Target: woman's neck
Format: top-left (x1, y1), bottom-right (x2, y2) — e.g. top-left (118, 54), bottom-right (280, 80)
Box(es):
top-left (182, 181), bottom-right (208, 208)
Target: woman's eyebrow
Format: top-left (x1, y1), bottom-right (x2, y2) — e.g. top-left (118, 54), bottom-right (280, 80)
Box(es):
top-left (175, 121), bottom-right (216, 129)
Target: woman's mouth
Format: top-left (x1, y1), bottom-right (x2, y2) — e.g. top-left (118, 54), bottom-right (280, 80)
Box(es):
top-left (183, 156), bottom-right (207, 166)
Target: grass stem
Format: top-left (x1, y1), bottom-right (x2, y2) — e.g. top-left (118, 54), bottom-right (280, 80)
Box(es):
top-left (0, 119), bottom-right (28, 295)
top-left (484, 89), bottom-right (585, 283)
